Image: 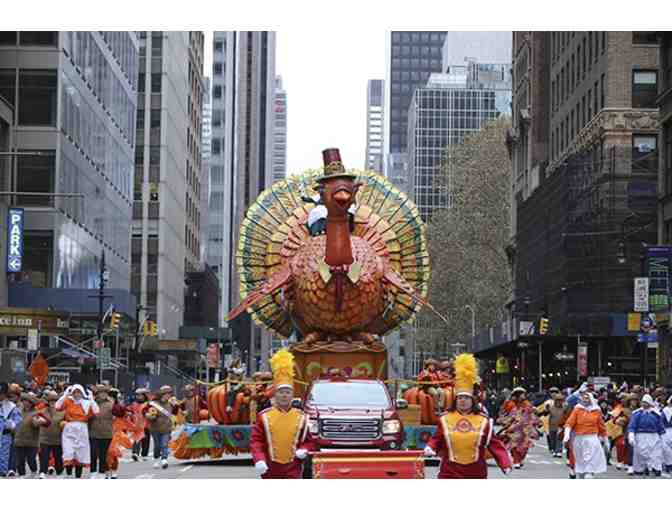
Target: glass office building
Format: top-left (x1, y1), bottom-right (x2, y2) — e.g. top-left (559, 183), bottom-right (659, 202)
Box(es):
top-left (407, 64), bottom-right (512, 220)
top-left (0, 31), bottom-right (137, 290)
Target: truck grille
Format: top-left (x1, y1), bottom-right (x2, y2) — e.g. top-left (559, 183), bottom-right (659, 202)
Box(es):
top-left (320, 418), bottom-right (381, 441)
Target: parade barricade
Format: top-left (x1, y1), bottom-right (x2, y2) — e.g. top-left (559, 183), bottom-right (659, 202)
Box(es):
top-left (310, 450), bottom-right (425, 479)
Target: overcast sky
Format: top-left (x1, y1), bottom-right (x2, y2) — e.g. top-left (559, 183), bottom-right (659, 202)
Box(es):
top-left (204, 30), bottom-right (385, 175)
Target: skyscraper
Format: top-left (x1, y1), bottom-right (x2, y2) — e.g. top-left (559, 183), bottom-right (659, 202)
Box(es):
top-left (207, 31), bottom-right (276, 370)
top-left (386, 31), bottom-right (446, 188)
top-left (201, 76), bottom-right (212, 266)
top-left (407, 64), bottom-right (512, 220)
top-left (132, 31), bottom-right (204, 339)
top-left (0, 31), bottom-right (137, 291)
top-left (365, 79), bottom-right (384, 173)
top-left (272, 76), bottom-right (287, 182)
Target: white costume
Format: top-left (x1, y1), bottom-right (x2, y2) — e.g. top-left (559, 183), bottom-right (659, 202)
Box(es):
top-left (628, 395), bottom-right (665, 474)
top-left (661, 402), bottom-right (672, 468)
top-left (55, 384), bottom-right (99, 466)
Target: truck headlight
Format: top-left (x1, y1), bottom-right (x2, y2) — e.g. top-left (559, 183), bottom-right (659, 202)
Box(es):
top-left (382, 419), bottom-right (401, 434)
top-left (308, 419), bottom-right (319, 434)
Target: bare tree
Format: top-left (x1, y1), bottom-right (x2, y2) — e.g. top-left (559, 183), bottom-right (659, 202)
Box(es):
top-left (417, 117), bottom-right (513, 356)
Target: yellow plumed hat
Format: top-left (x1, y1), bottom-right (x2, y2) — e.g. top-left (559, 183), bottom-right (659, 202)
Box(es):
top-left (270, 349), bottom-right (294, 391)
top-left (454, 353), bottom-right (479, 397)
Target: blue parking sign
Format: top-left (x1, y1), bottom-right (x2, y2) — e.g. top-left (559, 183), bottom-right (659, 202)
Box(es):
top-left (7, 208), bottom-right (24, 273)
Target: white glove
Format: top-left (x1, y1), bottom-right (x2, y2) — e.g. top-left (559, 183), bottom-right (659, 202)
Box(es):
top-left (579, 382), bottom-right (588, 392)
top-left (423, 446), bottom-right (437, 457)
top-left (563, 427), bottom-right (572, 444)
top-left (255, 460), bottom-right (269, 476)
top-left (628, 432), bottom-right (635, 446)
top-left (226, 406), bottom-right (232, 413)
top-left (296, 449), bottom-right (308, 460)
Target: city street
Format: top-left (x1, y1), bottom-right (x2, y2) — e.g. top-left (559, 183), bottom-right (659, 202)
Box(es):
top-left (106, 441), bottom-right (635, 479)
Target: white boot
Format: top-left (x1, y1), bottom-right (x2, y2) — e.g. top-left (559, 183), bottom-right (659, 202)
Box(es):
top-left (153, 461), bottom-right (160, 469)
top-left (161, 459), bottom-right (168, 469)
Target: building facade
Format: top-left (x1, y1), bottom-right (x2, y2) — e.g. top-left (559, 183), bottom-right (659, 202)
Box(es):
top-left (201, 76), bottom-right (212, 266)
top-left (659, 32), bottom-right (672, 245)
top-left (407, 65), bottom-right (512, 220)
top-left (441, 31), bottom-right (512, 72)
top-left (132, 31), bottom-right (203, 339)
top-left (386, 31), bottom-right (446, 189)
top-left (0, 31), bottom-right (137, 292)
top-left (207, 31), bottom-right (276, 372)
top-left (272, 76), bottom-right (287, 182)
top-left (365, 79), bottom-right (384, 172)
top-left (499, 31), bottom-right (661, 388)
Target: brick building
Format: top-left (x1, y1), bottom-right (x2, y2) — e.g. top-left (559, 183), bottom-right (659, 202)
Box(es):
top-left (493, 32), bottom-right (661, 388)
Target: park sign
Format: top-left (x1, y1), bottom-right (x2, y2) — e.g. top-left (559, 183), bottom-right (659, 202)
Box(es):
top-left (6, 208), bottom-right (24, 273)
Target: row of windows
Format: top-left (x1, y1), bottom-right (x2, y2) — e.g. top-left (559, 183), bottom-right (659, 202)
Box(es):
top-left (551, 31), bottom-right (605, 66)
top-left (0, 31), bottom-right (57, 46)
top-left (137, 73), bottom-right (162, 93)
top-left (551, 74), bottom-right (605, 160)
top-left (390, 58), bottom-right (441, 72)
top-left (551, 32), bottom-right (606, 114)
top-left (61, 70), bottom-right (134, 201)
top-left (62, 32), bottom-right (137, 143)
top-left (391, 32), bottom-right (445, 44)
top-left (99, 31), bottom-right (139, 89)
top-left (391, 45), bottom-right (441, 57)
top-left (0, 69), bottom-right (57, 125)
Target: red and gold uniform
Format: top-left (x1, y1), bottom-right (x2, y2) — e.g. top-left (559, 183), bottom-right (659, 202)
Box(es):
top-left (249, 349), bottom-right (315, 479)
top-left (426, 354), bottom-right (511, 479)
top-left (250, 405), bottom-right (314, 478)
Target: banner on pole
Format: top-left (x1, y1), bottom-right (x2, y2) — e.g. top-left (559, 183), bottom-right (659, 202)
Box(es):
top-left (577, 343), bottom-right (588, 377)
top-left (634, 277), bottom-right (649, 312)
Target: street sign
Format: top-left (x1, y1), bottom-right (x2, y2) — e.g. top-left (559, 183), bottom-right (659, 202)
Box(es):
top-left (634, 277), bottom-right (649, 312)
top-left (96, 348), bottom-right (112, 369)
top-left (27, 329), bottom-right (38, 351)
top-left (646, 246), bottom-right (672, 312)
top-left (6, 208), bottom-right (24, 273)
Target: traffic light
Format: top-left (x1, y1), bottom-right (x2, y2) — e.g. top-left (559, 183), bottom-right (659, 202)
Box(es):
top-left (144, 320), bottom-right (158, 337)
top-left (539, 317), bottom-right (549, 336)
top-left (110, 312), bottom-right (121, 330)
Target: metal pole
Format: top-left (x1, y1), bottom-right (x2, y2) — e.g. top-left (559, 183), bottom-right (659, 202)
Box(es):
top-left (115, 327), bottom-right (120, 388)
top-left (538, 342), bottom-right (542, 393)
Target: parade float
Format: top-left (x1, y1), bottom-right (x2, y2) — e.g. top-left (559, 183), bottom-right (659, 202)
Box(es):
top-left (173, 150), bottom-right (445, 475)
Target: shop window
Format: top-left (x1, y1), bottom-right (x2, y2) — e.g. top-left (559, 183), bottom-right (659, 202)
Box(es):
top-left (18, 69), bottom-right (57, 126)
top-left (632, 70), bottom-right (657, 109)
top-left (16, 151), bottom-right (55, 206)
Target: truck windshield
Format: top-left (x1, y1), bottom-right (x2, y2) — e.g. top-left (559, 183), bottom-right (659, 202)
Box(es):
top-left (308, 382), bottom-right (390, 407)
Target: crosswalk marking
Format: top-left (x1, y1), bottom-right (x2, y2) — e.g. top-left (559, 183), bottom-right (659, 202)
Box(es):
top-left (180, 465), bottom-right (193, 473)
top-left (135, 473), bottom-right (155, 479)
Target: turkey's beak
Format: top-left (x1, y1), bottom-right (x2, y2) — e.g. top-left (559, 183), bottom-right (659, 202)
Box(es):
top-left (333, 189), bottom-right (352, 208)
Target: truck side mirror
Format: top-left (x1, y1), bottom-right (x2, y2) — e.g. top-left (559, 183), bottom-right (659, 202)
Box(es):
top-left (291, 397), bottom-right (303, 409)
top-left (395, 399), bottom-right (408, 410)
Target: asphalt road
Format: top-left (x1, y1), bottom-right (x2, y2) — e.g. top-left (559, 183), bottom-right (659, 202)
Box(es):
top-left (90, 439), bottom-right (642, 479)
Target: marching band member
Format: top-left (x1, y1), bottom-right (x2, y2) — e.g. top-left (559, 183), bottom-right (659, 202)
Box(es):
top-left (55, 384), bottom-right (99, 478)
top-left (562, 389), bottom-right (607, 479)
top-left (250, 349), bottom-right (314, 479)
top-left (628, 394), bottom-right (665, 477)
top-left (0, 382), bottom-right (22, 477)
top-left (424, 353), bottom-right (512, 479)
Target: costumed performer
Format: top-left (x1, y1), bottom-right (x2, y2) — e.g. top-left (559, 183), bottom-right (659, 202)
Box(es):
top-left (55, 384), bottom-right (100, 478)
top-left (423, 353), bottom-right (512, 479)
top-left (628, 394), bottom-right (665, 477)
top-left (249, 349), bottom-right (315, 479)
top-left (562, 389), bottom-right (607, 479)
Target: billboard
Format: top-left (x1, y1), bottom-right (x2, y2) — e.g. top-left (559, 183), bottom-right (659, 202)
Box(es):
top-left (6, 208), bottom-right (24, 273)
